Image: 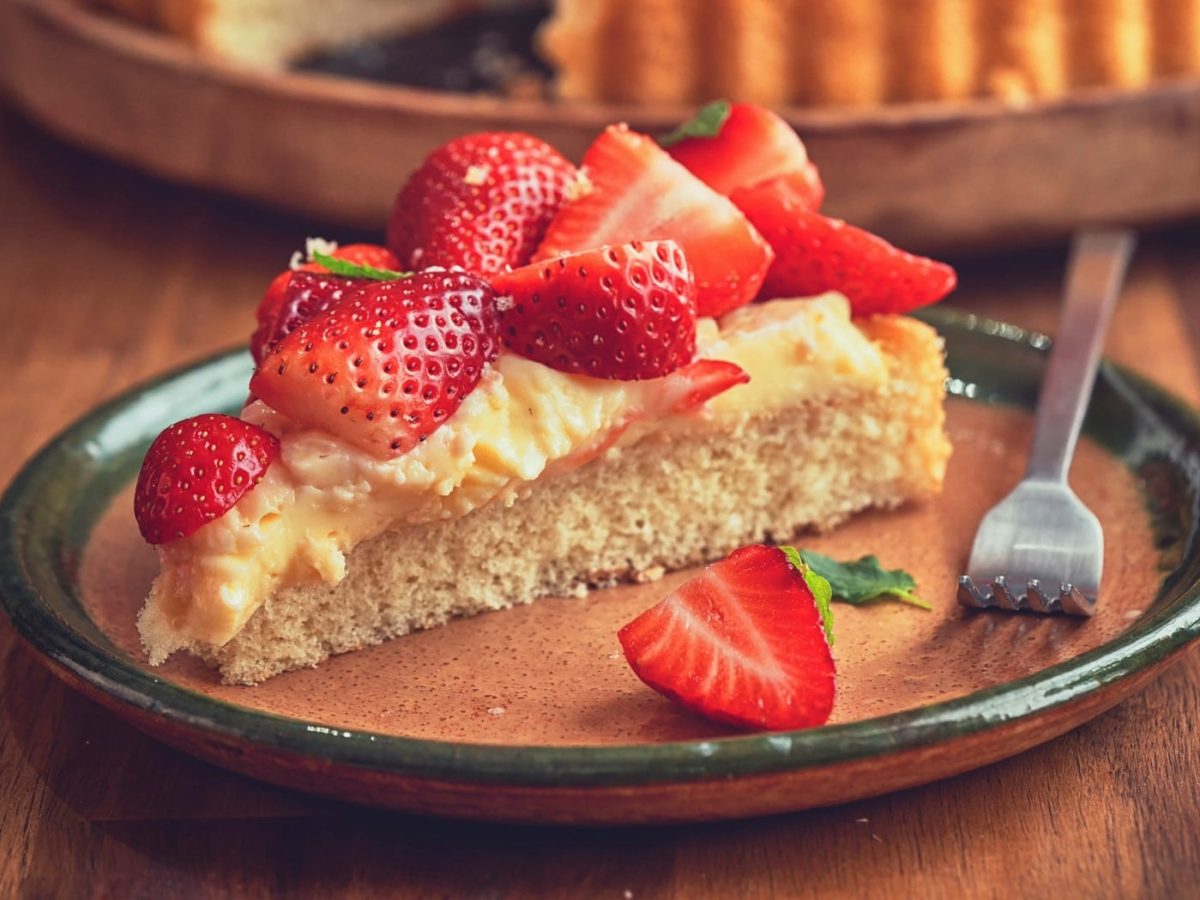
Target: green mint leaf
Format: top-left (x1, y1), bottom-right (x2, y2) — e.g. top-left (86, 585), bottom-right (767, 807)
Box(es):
top-left (311, 251), bottom-right (410, 281)
top-left (780, 545), bottom-right (835, 646)
top-left (797, 550), bottom-right (931, 610)
top-left (658, 100), bottom-right (732, 147)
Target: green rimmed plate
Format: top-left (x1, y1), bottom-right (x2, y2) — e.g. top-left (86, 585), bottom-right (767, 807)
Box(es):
top-left (2, 308), bottom-right (1199, 824)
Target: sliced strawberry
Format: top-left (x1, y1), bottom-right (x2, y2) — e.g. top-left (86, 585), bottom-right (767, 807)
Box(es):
top-left (251, 272), bottom-right (499, 457)
top-left (734, 185), bottom-right (957, 315)
top-left (134, 414), bottom-right (280, 544)
top-left (619, 544), bottom-right (835, 731)
top-left (250, 244), bottom-right (403, 364)
top-left (491, 240), bottom-right (697, 380)
top-left (666, 103), bottom-right (815, 199)
top-left (655, 359), bottom-right (750, 414)
top-left (387, 132), bottom-right (576, 277)
top-left (535, 125), bottom-right (773, 319)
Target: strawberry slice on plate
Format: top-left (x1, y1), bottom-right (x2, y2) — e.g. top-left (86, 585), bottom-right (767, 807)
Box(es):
top-left (251, 271), bottom-right (499, 458)
top-left (535, 125), bottom-right (773, 319)
top-left (665, 102), bottom-right (822, 206)
top-left (492, 240), bottom-right (697, 380)
top-left (387, 132), bottom-right (576, 277)
top-left (134, 414), bottom-right (280, 544)
top-left (619, 544), bottom-right (835, 731)
top-left (735, 184), bottom-right (957, 315)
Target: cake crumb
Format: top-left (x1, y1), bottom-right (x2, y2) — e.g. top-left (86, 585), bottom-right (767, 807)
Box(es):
top-left (634, 565), bottom-right (666, 584)
top-left (487, 705), bottom-right (506, 716)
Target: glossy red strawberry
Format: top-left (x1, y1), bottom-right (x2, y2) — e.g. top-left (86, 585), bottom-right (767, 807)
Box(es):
top-left (492, 240), bottom-right (697, 380)
top-left (251, 272), bottom-right (499, 457)
top-left (387, 132), bottom-right (576, 277)
top-left (618, 544), bottom-right (835, 731)
top-left (252, 272), bottom-right (373, 364)
top-left (134, 414), bottom-right (280, 544)
top-left (734, 186), bottom-right (957, 315)
top-left (654, 359), bottom-right (750, 414)
top-left (250, 244), bottom-right (403, 364)
top-left (739, 163), bottom-right (825, 214)
top-left (309, 243), bottom-right (402, 271)
top-left (535, 125), bottom-right (773, 319)
top-left (666, 103), bottom-right (820, 203)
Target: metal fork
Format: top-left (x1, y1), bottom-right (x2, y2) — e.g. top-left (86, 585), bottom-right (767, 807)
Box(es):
top-left (958, 229), bottom-right (1136, 616)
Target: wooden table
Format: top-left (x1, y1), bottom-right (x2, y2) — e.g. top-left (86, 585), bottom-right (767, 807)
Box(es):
top-left (1, 106), bottom-right (1198, 898)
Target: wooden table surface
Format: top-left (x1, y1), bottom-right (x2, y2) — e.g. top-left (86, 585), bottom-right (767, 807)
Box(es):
top-left (1, 106), bottom-right (1199, 898)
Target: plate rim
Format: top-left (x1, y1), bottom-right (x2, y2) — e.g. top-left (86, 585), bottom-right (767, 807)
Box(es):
top-left (3, 308), bottom-right (1200, 789)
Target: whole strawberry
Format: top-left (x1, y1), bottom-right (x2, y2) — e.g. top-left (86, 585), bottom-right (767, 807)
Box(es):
top-left (492, 240), bottom-right (697, 380)
top-left (250, 272), bottom-right (500, 457)
top-left (252, 272), bottom-right (372, 364)
top-left (251, 243), bottom-right (403, 365)
top-left (134, 414), bottom-right (280, 544)
top-left (387, 132), bottom-right (577, 277)
top-left (665, 102), bottom-right (820, 203)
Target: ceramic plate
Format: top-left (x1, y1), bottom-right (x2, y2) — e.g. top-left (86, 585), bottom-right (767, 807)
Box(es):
top-left (3, 0), bottom-right (1200, 252)
top-left (2, 309), bottom-right (1200, 824)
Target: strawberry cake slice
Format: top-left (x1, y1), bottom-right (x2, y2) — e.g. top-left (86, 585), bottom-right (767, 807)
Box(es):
top-left (135, 103), bottom-right (954, 684)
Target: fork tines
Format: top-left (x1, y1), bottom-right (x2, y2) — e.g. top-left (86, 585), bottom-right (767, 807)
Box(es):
top-left (957, 576), bottom-right (1097, 617)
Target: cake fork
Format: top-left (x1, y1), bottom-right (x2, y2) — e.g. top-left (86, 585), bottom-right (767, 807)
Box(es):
top-left (958, 229), bottom-right (1136, 616)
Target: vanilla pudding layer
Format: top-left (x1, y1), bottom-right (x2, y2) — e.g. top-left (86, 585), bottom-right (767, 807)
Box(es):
top-left (138, 294), bottom-right (951, 682)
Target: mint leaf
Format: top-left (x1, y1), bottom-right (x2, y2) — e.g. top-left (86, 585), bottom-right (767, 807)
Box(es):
top-left (780, 545), bottom-right (835, 646)
top-left (658, 100), bottom-right (732, 147)
top-left (311, 251), bottom-right (410, 281)
top-left (797, 550), bottom-right (932, 611)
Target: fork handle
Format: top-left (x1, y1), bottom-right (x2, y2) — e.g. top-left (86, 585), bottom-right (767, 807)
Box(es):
top-left (1026, 229), bottom-right (1136, 483)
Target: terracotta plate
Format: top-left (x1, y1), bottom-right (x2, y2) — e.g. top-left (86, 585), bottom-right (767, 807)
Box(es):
top-left (2, 309), bottom-right (1200, 824)
top-left (2, 0), bottom-right (1200, 252)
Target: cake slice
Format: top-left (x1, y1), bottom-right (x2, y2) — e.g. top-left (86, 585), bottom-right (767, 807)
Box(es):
top-left (138, 295), bottom-right (948, 684)
top-left (133, 108), bottom-right (954, 684)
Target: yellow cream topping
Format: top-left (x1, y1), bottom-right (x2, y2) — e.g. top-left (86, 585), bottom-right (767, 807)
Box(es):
top-left (140, 293), bottom-right (888, 657)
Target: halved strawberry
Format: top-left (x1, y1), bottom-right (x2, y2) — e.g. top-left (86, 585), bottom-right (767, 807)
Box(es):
top-left (387, 132), bottom-right (576, 277)
top-left (250, 272), bottom-right (499, 457)
top-left (618, 544), bottom-right (835, 731)
top-left (666, 103), bottom-right (817, 200)
top-left (491, 240), bottom-right (697, 380)
top-left (534, 125), bottom-right (773, 319)
top-left (250, 244), bottom-right (403, 364)
top-left (134, 414), bottom-right (280, 544)
top-left (735, 185), bottom-right (957, 315)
